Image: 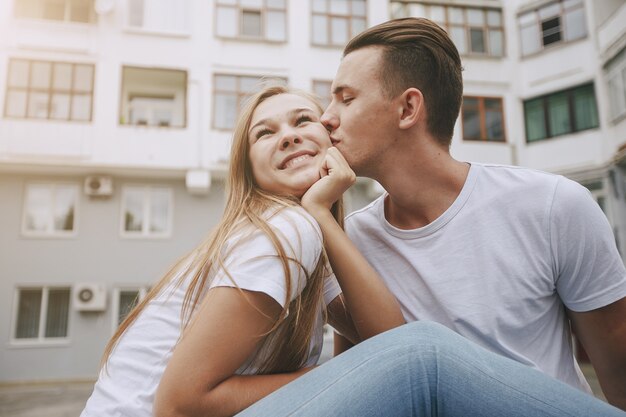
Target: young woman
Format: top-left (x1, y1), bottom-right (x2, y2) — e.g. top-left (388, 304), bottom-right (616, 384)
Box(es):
top-left (80, 85), bottom-right (404, 417)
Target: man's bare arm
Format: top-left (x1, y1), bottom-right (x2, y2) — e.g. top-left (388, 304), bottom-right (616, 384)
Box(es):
top-left (568, 297), bottom-right (626, 410)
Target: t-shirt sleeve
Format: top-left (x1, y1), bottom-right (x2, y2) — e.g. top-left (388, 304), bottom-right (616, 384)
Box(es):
top-left (323, 267), bottom-right (342, 306)
top-left (551, 177), bottom-right (626, 311)
top-left (210, 207), bottom-right (324, 308)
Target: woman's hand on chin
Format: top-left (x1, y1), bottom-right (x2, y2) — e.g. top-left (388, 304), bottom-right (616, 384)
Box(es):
top-left (301, 147), bottom-right (355, 219)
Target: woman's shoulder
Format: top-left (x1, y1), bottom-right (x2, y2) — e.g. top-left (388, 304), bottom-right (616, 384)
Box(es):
top-left (266, 205), bottom-right (321, 237)
top-left (224, 204), bottom-right (323, 255)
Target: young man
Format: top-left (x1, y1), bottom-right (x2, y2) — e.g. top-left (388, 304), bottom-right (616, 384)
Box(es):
top-left (321, 17), bottom-right (626, 409)
top-left (237, 18), bottom-right (626, 416)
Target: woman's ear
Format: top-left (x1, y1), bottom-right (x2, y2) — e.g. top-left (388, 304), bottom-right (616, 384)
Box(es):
top-left (398, 88), bottom-right (423, 130)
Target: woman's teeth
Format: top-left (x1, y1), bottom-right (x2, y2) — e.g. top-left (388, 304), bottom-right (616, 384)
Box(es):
top-left (285, 155), bottom-right (312, 169)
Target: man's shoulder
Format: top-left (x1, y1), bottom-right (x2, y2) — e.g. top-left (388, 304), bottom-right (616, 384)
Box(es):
top-left (475, 163), bottom-right (566, 193)
top-left (476, 162), bottom-right (559, 181)
top-left (345, 194), bottom-right (385, 230)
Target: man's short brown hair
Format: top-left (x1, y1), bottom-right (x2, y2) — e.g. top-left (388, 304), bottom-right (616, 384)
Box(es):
top-left (344, 18), bottom-right (463, 147)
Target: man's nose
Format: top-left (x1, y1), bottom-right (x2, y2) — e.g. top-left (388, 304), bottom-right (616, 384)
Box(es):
top-left (320, 110), bottom-right (337, 133)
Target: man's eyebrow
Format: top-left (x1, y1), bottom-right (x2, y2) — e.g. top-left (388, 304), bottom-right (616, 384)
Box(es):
top-left (249, 107), bottom-right (315, 133)
top-left (332, 85), bottom-right (346, 95)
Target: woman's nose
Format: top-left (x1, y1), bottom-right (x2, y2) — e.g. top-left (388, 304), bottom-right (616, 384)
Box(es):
top-left (280, 132), bottom-right (301, 149)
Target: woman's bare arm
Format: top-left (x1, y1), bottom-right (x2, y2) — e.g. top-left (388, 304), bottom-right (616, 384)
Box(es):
top-left (154, 287), bottom-right (312, 417)
top-left (302, 148), bottom-right (405, 342)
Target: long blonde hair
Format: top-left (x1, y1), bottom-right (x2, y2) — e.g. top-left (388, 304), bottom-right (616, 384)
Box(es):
top-left (102, 85), bottom-right (343, 374)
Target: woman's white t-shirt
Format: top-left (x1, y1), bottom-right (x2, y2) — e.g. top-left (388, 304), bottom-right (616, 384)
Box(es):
top-left (81, 207), bottom-right (341, 417)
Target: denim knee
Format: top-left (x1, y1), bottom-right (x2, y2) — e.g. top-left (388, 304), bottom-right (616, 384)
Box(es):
top-left (390, 321), bottom-right (458, 349)
top-left (369, 321), bottom-right (460, 369)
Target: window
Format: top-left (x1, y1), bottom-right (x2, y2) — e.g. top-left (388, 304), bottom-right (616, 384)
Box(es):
top-left (121, 186), bottom-right (172, 237)
top-left (462, 97), bottom-right (505, 142)
top-left (524, 83), bottom-right (598, 142)
top-left (312, 80), bottom-right (332, 109)
top-left (213, 74), bottom-right (287, 130)
top-left (518, 0), bottom-right (586, 56)
top-left (13, 287), bottom-right (70, 342)
top-left (112, 287), bottom-right (149, 331)
top-left (120, 67), bottom-right (187, 128)
top-left (215, 0), bottom-right (286, 41)
top-left (14, 0), bottom-right (95, 23)
top-left (583, 179), bottom-right (615, 226)
top-left (127, 0), bottom-right (189, 34)
top-left (311, 0), bottom-right (367, 47)
top-left (4, 59), bottom-right (94, 121)
top-left (606, 48), bottom-right (626, 122)
top-left (389, 2), bottom-right (503, 57)
top-left (22, 183), bottom-right (79, 236)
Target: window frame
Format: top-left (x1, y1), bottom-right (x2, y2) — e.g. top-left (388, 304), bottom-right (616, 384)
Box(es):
top-left (111, 286), bottom-right (149, 334)
top-left (517, 0), bottom-right (587, 58)
top-left (461, 96), bottom-right (506, 142)
top-left (118, 66), bottom-right (188, 129)
top-left (21, 182), bottom-right (80, 238)
top-left (119, 185), bottom-right (174, 239)
top-left (523, 82), bottom-right (599, 143)
top-left (312, 79), bottom-right (333, 110)
top-left (310, 0), bottom-right (368, 48)
top-left (605, 48), bottom-right (626, 123)
top-left (211, 73), bottom-right (288, 131)
top-left (388, 2), bottom-right (505, 58)
top-left (13, 0), bottom-right (96, 24)
top-left (4, 58), bottom-right (95, 122)
top-left (10, 285), bottom-right (72, 346)
top-left (214, 0), bottom-right (288, 42)
top-left (124, 0), bottom-right (191, 36)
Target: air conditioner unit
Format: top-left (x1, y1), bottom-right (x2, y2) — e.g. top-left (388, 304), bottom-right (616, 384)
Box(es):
top-left (84, 175), bottom-right (113, 197)
top-left (73, 283), bottom-right (107, 312)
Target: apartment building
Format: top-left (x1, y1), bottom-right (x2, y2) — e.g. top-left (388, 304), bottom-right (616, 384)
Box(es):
top-left (0, 0), bottom-right (624, 383)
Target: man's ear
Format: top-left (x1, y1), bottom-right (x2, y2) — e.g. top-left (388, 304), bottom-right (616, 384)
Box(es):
top-left (398, 88), bottom-right (423, 130)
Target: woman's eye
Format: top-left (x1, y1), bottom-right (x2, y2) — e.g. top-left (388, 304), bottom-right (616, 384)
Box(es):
top-left (296, 115), bottom-right (312, 125)
top-left (256, 129), bottom-right (272, 139)
top-left (342, 97), bottom-right (353, 104)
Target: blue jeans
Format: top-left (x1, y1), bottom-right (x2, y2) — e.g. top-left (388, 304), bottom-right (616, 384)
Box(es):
top-left (238, 321), bottom-right (624, 416)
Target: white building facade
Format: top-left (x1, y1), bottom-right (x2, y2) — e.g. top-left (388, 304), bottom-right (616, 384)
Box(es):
top-left (0, 0), bottom-right (624, 383)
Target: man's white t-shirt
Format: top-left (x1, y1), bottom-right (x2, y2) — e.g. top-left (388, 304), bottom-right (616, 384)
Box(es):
top-left (346, 163), bottom-right (626, 392)
top-left (81, 207), bottom-right (341, 417)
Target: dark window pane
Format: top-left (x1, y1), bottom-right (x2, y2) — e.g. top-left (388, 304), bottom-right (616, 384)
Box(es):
top-left (597, 196), bottom-right (606, 214)
top-left (547, 91), bottom-right (571, 136)
top-left (525, 98), bottom-right (546, 142)
top-left (485, 110), bottom-right (504, 141)
top-left (45, 289), bottom-right (70, 338)
top-left (470, 28), bottom-right (486, 53)
top-left (463, 97), bottom-right (479, 107)
top-left (118, 291), bottom-right (140, 326)
top-left (542, 17), bottom-right (561, 46)
top-left (573, 85), bottom-right (598, 131)
top-left (16, 289), bottom-right (42, 339)
top-left (463, 108), bottom-right (481, 140)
